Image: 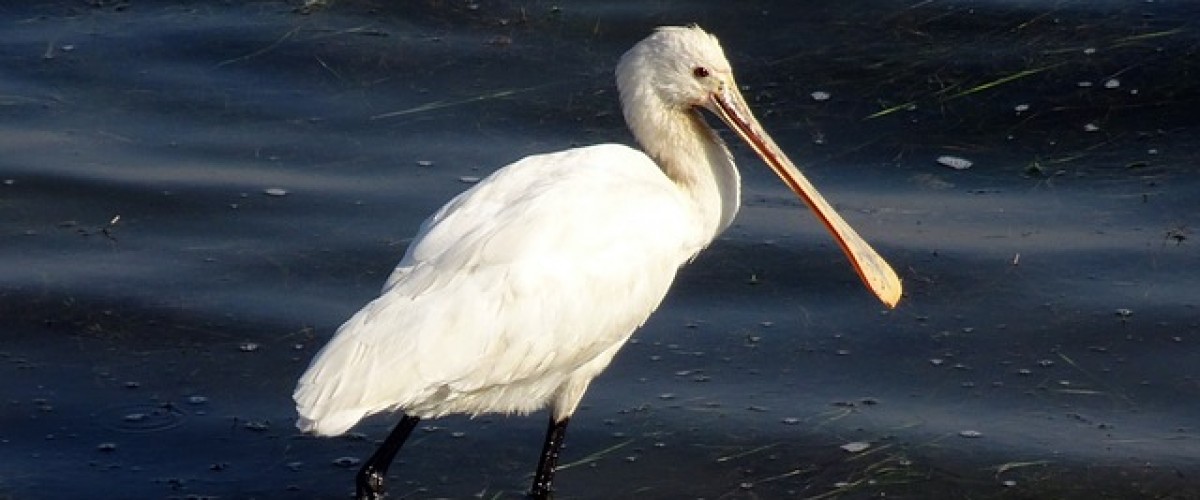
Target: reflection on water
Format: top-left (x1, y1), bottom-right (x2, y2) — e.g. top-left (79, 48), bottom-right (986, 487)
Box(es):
top-left (2, 1), bottom-right (1197, 498)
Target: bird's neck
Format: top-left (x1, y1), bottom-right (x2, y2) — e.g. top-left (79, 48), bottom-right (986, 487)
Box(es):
top-left (632, 108), bottom-right (741, 244)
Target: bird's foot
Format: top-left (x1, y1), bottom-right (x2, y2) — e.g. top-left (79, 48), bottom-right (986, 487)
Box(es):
top-left (527, 487), bottom-right (553, 500)
top-left (356, 466), bottom-right (386, 500)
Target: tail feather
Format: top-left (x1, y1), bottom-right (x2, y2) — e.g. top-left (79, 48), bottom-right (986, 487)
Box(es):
top-left (295, 404), bottom-right (368, 437)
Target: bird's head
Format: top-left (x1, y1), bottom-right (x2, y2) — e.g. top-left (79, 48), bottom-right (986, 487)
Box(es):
top-left (617, 26), bottom-right (735, 112)
top-left (616, 26), bottom-right (903, 309)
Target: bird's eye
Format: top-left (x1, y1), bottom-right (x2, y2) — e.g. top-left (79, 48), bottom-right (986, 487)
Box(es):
top-left (692, 66), bottom-right (710, 78)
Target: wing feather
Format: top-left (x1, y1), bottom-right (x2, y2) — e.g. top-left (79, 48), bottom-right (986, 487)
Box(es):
top-left (295, 144), bottom-right (705, 435)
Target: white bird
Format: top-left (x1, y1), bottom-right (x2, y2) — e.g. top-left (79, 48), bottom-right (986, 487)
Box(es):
top-left (294, 25), bottom-right (902, 500)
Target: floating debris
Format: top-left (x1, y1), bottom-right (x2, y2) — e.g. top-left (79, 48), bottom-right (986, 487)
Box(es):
top-left (1084, 123), bottom-right (1100, 132)
top-left (936, 155), bottom-right (973, 170)
top-left (486, 35), bottom-right (513, 47)
top-left (263, 187), bottom-right (289, 197)
top-left (416, 160), bottom-right (434, 167)
top-left (781, 417), bottom-right (801, 425)
top-left (458, 176), bottom-right (481, 184)
top-left (840, 441), bottom-right (870, 453)
top-left (332, 456), bottom-right (361, 468)
top-left (810, 91), bottom-right (831, 101)
top-left (238, 342), bottom-right (260, 352)
top-left (1104, 78), bottom-right (1121, 89)
top-left (105, 403), bottom-right (184, 432)
top-left (243, 420), bottom-right (270, 432)
top-left (186, 395), bottom-right (209, 405)
top-left (1114, 308), bottom-right (1134, 318)
top-left (959, 430), bottom-right (983, 438)
top-left (97, 442), bottom-right (118, 452)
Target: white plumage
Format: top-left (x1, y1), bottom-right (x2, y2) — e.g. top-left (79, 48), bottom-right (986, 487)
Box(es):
top-left (295, 144), bottom-right (702, 435)
top-left (293, 26), bottom-right (901, 499)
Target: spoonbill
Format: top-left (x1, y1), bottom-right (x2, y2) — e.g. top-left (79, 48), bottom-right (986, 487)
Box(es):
top-left (294, 25), bottom-right (902, 500)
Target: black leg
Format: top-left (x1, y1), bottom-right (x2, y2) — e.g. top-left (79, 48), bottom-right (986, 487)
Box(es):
top-left (529, 416), bottom-right (571, 500)
top-left (356, 414), bottom-right (420, 500)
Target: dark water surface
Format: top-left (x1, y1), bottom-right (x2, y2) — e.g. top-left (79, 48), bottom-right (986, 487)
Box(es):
top-left (3, 1), bottom-right (1199, 498)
